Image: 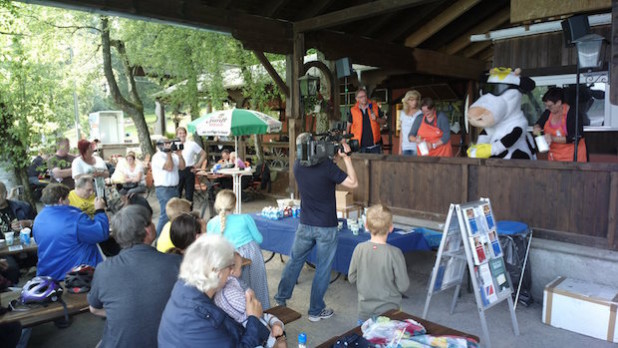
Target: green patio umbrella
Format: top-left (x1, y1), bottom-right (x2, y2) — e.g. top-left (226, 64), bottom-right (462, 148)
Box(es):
top-left (187, 108), bottom-right (282, 137)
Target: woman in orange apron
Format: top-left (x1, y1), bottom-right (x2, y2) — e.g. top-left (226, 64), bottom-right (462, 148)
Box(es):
top-left (408, 97), bottom-right (453, 157)
top-left (533, 88), bottom-right (587, 162)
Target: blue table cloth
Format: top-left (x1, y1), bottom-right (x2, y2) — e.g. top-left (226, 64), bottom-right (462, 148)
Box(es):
top-left (252, 213), bottom-right (430, 275)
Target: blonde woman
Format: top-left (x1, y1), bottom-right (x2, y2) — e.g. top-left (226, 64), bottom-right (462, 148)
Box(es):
top-left (206, 189), bottom-right (270, 309)
top-left (399, 90), bottom-right (422, 156)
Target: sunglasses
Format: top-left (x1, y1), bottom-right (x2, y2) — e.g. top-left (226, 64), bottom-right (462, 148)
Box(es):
top-left (480, 83), bottom-right (521, 97)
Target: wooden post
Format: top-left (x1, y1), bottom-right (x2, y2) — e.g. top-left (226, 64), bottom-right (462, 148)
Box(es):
top-left (609, 0), bottom-right (618, 105)
top-left (286, 32), bottom-right (304, 195)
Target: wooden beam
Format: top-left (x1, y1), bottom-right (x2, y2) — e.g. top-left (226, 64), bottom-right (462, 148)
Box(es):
top-left (511, 0), bottom-right (610, 23)
top-left (404, 0), bottom-right (481, 47)
top-left (379, 1), bottom-right (443, 42)
top-left (306, 30), bottom-right (485, 80)
top-left (253, 51), bottom-right (290, 97)
top-left (294, 0), bottom-right (435, 33)
top-left (476, 47), bottom-right (494, 61)
top-left (609, 0), bottom-right (618, 105)
top-left (297, 0), bottom-right (336, 20)
top-left (443, 7), bottom-right (510, 55)
top-left (262, 0), bottom-right (290, 18)
top-left (286, 33), bottom-right (304, 194)
top-left (28, 0), bottom-right (293, 53)
top-left (461, 41), bottom-right (492, 58)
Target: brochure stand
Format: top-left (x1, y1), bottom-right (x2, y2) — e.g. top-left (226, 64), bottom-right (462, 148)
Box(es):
top-left (422, 199), bottom-right (519, 348)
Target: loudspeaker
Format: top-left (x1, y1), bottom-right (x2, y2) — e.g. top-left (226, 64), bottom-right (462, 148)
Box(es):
top-left (335, 58), bottom-right (353, 79)
top-left (561, 15), bottom-right (590, 47)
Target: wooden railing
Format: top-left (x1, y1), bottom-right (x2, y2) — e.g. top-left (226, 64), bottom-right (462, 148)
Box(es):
top-left (342, 154), bottom-right (618, 251)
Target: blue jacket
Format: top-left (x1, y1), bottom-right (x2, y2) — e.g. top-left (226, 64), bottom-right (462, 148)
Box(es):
top-left (34, 205), bottom-right (109, 280)
top-left (158, 280), bottom-right (270, 348)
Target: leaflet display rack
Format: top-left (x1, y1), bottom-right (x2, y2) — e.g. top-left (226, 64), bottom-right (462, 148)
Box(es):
top-left (422, 199), bottom-right (519, 347)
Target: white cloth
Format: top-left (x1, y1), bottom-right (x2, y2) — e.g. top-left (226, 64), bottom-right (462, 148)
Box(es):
top-left (71, 156), bottom-right (107, 179)
top-left (400, 109), bottom-right (421, 151)
top-left (151, 151), bottom-right (180, 187)
top-left (181, 140), bottom-right (203, 167)
top-left (123, 163), bottom-right (145, 185)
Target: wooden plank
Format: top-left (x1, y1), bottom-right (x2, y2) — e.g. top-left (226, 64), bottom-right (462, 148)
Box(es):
top-left (462, 41), bottom-right (492, 58)
top-left (511, 0), bottom-right (611, 23)
top-left (444, 7), bottom-right (510, 55)
top-left (607, 172), bottom-right (618, 248)
top-left (293, 0), bottom-right (435, 33)
top-left (612, 0), bottom-right (618, 105)
top-left (253, 51), bottom-right (290, 97)
top-left (263, 305), bottom-right (301, 324)
top-left (404, 0), bottom-right (482, 47)
top-left (261, 0), bottom-right (291, 17)
top-left (296, 0), bottom-right (336, 20)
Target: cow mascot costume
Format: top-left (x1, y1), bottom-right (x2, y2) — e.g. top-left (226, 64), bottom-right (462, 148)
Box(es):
top-left (467, 67), bottom-right (536, 159)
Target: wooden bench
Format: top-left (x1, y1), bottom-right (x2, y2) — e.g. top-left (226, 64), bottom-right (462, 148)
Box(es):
top-left (264, 305), bottom-right (301, 324)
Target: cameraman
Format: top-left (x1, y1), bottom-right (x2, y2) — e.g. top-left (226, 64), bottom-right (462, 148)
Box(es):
top-left (152, 139), bottom-right (185, 236)
top-left (346, 88), bottom-right (387, 153)
top-left (274, 133), bottom-right (358, 322)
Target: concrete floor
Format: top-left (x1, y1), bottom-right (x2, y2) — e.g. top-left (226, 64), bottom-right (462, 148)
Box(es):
top-left (25, 194), bottom-right (616, 348)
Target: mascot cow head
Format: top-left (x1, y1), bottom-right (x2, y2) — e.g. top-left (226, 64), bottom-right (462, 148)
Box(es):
top-left (468, 67), bottom-right (535, 129)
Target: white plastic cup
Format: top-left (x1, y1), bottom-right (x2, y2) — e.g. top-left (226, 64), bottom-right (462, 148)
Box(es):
top-left (535, 135), bottom-right (549, 153)
top-left (418, 141), bottom-right (429, 156)
top-left (5, 232), bottom-right (14, 246)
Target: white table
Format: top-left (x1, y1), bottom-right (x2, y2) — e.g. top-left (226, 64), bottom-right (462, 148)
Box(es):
top-left (217, 168), bottom-right (254, 213)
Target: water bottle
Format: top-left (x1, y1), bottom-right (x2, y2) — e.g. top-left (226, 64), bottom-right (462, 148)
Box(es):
top-left (298, 332), bottom-right (307, 348)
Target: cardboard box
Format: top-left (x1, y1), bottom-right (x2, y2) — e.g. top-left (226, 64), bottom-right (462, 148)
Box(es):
top-left (335, 190), bottom-right (353, 210)
top-left (542, 276), bottom-right (618, 343)
top-left (336, 204), bottom-right (362, 219)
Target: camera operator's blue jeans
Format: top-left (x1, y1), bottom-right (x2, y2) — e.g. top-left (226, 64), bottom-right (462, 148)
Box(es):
top-left (155, 186), bottom-right (178, 236)
top-left (275, 224), bottom-right (338, 316)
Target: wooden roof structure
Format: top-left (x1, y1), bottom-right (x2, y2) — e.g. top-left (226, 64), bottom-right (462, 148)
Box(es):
top-left (27, 0), bottom-right (520, 80)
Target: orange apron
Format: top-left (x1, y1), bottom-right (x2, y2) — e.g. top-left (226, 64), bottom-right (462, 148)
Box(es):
top-left (417, 113), bottom-right (452, 157)
top-left (543, 104), bottom-right (587, 162)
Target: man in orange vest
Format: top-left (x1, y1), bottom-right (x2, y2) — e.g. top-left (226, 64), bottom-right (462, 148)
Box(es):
top-left (346, 88), bottom-right (387, 153)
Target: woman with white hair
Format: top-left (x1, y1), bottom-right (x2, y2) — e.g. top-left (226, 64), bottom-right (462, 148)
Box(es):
top-left (207, 189), bottom-right (270, 309)
top-left (158, 234), bottom-right (271, 347)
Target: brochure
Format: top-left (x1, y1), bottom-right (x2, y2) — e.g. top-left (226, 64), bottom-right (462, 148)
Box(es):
top-left (487, 230), bottom-right (502, 258)
top-left (478, 263), bottom-right (498, 305)
top-left (465, 208), bottom-right (480, 236)
top-left (470, 235), bottom-right (487, 264)
top-left (489, 258), bottom-right (510, 293)
top-left (482, 204), bottom-right (495, 230)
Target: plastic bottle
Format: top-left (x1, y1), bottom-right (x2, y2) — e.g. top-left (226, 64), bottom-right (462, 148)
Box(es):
top-left (298, 332), bottom-right (307, 348)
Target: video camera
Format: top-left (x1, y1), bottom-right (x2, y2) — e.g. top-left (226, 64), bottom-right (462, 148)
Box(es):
top-left (157, 139), bottom-right (184, 153)
top-left (297, 124), bottom-right (360, 167)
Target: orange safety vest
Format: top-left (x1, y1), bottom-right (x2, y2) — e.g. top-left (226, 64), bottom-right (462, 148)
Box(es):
top-left (350, 101), bottom-right (381, 145)
top-left (417, 113), bottom-right (453, 157)
top-left (543, 104), bottom-right (587, 162)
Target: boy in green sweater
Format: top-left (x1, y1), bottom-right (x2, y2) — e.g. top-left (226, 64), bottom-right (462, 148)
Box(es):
top-left (348, 204), bottom-right (410, 321)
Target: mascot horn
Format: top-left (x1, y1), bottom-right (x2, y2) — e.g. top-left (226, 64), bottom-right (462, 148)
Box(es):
top-left (467, 67), bottom-right (537, 159)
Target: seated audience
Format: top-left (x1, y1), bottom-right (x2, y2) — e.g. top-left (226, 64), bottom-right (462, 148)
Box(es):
top-left (34, 183), bottom-right (109, 280)
top-left (218, 149), bottom-right (233, 165)
top-left (120, 151), bottom-right (147, 195)
top-left (348, 204), bottom-right (409, 321)
top-left (68, 175), bottom-right (96, 216)
top-left (155, 197), bottom-right (192, 253)
top-left (215, 252), bottom-right (286, 348)
top-left (0, 182), bottom-right (35, 284)
top-left (158, 234), bottom-right (271, 347)
top-left (207, 189), bottom-right (270, 309)
top-left (88, 205), bottom-right (181, 348)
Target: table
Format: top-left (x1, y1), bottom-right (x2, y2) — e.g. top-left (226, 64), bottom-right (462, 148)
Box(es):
top-left (0, 242), bottom-right (37, 257)
top-left (252, 214), bottom-right (430, 275)
top-left (316, 309), bottom-right (480, 347)
top-left (218, 168), bottom-right (254, 213)
top-left (0, 286), bottom-right (90, 328)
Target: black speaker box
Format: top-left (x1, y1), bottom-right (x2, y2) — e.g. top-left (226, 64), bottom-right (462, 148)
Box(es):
top-left (335, 58), bottom-right (353, 79)
top-left (561, 15), bottom-right (590, 47)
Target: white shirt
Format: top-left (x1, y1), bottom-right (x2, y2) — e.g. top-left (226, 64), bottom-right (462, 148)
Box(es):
top-left (400, 109), bottom-right (422, 151)
top-left (71, 156), bottom-right (107, 178)
top-left (151, 151), bottom-right (180, 187)
top-left (181, 140), bottom-right (203, 167)
top-left (123, 163), bottom-right (145, 185)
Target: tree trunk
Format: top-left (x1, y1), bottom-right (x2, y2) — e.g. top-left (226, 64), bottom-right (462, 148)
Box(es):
top-left (253, 134), bottom-right (264, 164)
top-left (15, 167), bottom-right (36, 212)
top-left (100, 16), bottom-right (154, 157)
